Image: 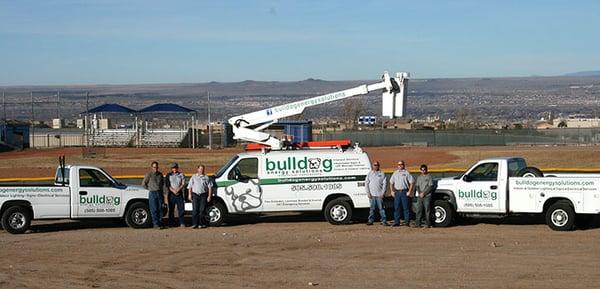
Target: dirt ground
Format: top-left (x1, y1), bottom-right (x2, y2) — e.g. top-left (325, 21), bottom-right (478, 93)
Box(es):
top-left (1, 146), bottom-right (599, 288)
top-left (0, 215), bottom-right (599, 289)
top-left (0, 145), bottom-right (599, 179)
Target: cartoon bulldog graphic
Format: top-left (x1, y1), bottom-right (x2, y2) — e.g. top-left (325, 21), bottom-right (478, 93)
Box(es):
top-left (308, 158), bottom-right (321, 169)
top-left (224, 179), bottom-right (263, 212)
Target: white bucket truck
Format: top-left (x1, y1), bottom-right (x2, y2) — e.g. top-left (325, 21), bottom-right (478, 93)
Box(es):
top-left (189, 72), bottom-right (410, 225)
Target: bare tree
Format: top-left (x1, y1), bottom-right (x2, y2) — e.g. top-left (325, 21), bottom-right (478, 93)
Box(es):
top-left (342, 98), bottom-right (364, 130)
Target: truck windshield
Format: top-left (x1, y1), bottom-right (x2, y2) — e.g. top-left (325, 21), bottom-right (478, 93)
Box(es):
top-left (215, 155), bottom-right (239, 178)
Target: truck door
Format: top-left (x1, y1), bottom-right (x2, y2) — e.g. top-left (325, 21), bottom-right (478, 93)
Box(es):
top-left (74, 168), bottom-right (123, 218)
top-left (223, 158), bottom-right (263, 213)
top-left (455, 162), bottom-right (503, 213)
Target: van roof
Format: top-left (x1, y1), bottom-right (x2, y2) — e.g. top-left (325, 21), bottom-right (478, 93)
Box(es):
top-left (237, 148), bottom-right (364, 157)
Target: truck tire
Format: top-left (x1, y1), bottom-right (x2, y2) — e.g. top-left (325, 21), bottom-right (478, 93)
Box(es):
top-left (433, 200), bottom-right (454, 227)
top-left (545, 201), bottom-right (575, 231)
top-left (1, 206), bottom-right (31, 234)
top-left (517, 167), bottom-right (543, 178)
top-left (324, 198), bottom-right (353, 225)
top-left (205, 202), bottom-right (227, 227)
top-left (125, 202), bottom-right (152, 229)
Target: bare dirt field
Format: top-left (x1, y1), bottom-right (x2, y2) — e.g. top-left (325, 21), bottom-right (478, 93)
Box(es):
top-left (0, 216), bottom-right (599, 289)
top-left (1, 145), bottom-right (599, 288)
top-left (0, 145), bottom-right (599, 179)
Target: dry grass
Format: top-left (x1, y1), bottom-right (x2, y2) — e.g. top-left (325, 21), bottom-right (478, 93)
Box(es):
top-left (0, 145), bottom-right (598, 178)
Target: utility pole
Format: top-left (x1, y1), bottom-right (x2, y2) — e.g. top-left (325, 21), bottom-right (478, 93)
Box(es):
top-left (57, 91), bottom-right (60, 119)
top-left (85, 91), bottom-right (89, 147)
top-left (191, 114), bottom-right (195, 149)
top-left (2, 91), bottom-right (5, 122)
top-left (208, 91), bottom-right (212, 150)
top-left (30, 92), bottom-right (35, 148)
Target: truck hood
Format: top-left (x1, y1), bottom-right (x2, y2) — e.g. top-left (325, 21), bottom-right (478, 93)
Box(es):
top-left (436, 177), bottom-right (458, 190)
top-left (124, 184), bottom-right (150, 197)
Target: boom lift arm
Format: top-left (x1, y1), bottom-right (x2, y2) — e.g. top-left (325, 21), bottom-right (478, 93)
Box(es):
top-left (228, 71), bottom-right (410, 150)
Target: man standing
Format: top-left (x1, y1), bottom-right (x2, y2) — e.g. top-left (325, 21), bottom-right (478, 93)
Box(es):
top-left (187, 165), bottom-right (213, 229)
top-left (165, 163), bottom-right (186, 228)
top-left (415, 164), bottom-right (434, 228)
top-left (389, 160), bottom-right (415, 227)
top-left (142, 161), bottom-right (166, 229)
top-left (365, 161), bottom-right (388, 226)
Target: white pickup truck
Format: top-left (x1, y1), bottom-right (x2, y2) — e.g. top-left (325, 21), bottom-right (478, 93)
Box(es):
top-left (433, 157), bottom-right (600, 231)
top-left (0, 164), bottom-right (151, 234)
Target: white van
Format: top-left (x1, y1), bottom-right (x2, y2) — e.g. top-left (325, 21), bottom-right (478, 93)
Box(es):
top-left (187, 146), bottom-right (372, 225)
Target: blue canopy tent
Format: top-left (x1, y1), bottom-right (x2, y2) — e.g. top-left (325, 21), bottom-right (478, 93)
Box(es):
top-left (137, 103), bottom-right (199, 148)
top-left (138, 103), bottom-right (195, 113)
top-left (86, 103), bottom-right (136, 114)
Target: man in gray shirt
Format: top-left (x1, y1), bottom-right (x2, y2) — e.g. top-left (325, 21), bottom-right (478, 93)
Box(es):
top-left (142, 161), bottom-right (165, 229)
top-left (165, 163), bottom-right (186, 227)
top-left (365, 161), bottom-right (388, 226)
top-left (389, 160), bottom-right (415, 227)
top-left (187, 165), bottom-right (213, 229)
top-left (415, 164), bottom-right (434, 228)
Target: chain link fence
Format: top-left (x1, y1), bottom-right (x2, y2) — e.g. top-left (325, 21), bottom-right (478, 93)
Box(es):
top-left (315, 128), bottom-right (600, 146)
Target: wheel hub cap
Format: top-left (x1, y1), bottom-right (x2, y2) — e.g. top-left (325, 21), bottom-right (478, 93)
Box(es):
top-left (133, 208), bottom-right (148, 225)
top-left (331, 205), bottom-right (347, 221)
top-left (208, 207), bottom-right (221, 223)
top-left (9, 212), bottom-right (26, 229)
top-left (434, 206), bottom-right (446, 223)
top-left (551, 209), bottom-right (568, 227)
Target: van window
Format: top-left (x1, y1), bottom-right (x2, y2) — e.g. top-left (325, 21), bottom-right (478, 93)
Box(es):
top-left (79, 169), bottom-right (113, 187)
top-left (467, 162), bottom-right (498, 181)
top-left (229, 158), bottom-right (259, 180)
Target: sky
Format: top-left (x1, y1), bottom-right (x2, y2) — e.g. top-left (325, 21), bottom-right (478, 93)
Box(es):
top-left (1, 0), bottom-right (599, 85)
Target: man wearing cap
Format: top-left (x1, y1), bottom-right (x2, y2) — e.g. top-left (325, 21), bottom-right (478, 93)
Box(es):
top-left (187, 165), bottom-right (213, 229)
top-left (389, 160), bottom-right (415, 227)
top-left (142, 161), bottom-right (166, 229)
top-left (415, 164), bottom-right (434, 228)
top-left (365, 161), bottom-right (388, 226)
top-left (165, 163), bottom-right (186, 227)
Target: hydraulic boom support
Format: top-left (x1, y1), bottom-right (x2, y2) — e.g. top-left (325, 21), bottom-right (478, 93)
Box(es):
top-left (228, 71), bottom-right (409, 150)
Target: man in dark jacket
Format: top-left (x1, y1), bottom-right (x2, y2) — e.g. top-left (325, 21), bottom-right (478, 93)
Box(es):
top-left (142, 161), bottom-right (165, 229)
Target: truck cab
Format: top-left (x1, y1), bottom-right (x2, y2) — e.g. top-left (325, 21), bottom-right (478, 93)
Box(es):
top-left (435, 157), bottom-right (527, 214)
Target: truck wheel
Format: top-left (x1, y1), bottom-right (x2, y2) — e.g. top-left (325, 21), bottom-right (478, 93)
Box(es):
top-left (433, 200), bottom-right (454, 227)
top-left (517, 167), bottom-right (543, 177)
top-left (205, 202), bottom-right (227, 227)
top-left (545, 201), bottom-right (575, 231)
top-left (1, 206), bottom-right (31, 234)
top-left (125, 202), bottom-right (152, 229)
top-left (324, 198), bottom-right (353, 225)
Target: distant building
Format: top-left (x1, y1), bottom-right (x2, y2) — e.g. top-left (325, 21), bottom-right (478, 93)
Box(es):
top-left (554, 117), bottom-right (600, 128)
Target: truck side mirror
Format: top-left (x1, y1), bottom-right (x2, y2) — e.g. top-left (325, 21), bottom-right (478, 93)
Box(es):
top-left (462, 175), bottom-right (472, 182)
